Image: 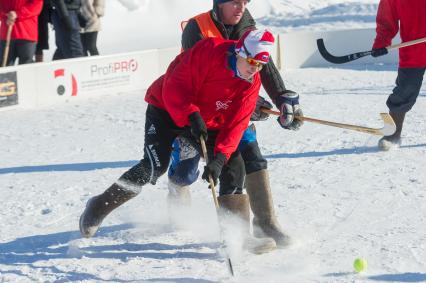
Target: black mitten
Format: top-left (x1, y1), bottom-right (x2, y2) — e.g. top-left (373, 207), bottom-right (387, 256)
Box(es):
top-left (189, 111), bottom-right (207, 142)
top-left (275, 90), bottom-right (304, 130)
top-left (371, 47), bottom-right (388, 57)
top-left (251, 95), bottom-right (273, 121)
top-left (202, 153), bottom-right (226, 185)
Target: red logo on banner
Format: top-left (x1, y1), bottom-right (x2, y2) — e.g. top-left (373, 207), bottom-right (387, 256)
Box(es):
top-left (54, 69), bottom-right (78, 96)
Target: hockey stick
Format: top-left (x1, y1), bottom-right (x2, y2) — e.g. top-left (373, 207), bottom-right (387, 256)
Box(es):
top-left (2, 24), bottom-right (14, 67)
top-left (317, 37), bottom-right (426, 64)
top-left (200, 136), bottom-right (234, 277)
top-left (261, 108), bottom-right (396, 136)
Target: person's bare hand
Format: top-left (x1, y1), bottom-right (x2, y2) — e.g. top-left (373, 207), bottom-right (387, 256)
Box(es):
top-left (7, 11), bottom-right (17, 25)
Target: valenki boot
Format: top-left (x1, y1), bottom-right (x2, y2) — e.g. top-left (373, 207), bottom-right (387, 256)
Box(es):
top-left (378, 111), bottom-right (406, 151)
top-left (218, 194), bottom-right (276, 254)
top-left (245, 169), bottom-right (291, 248)
top-left (167, 180), bottom-right (192, 228)
top-left (79, 182), bottom-right (137, 238)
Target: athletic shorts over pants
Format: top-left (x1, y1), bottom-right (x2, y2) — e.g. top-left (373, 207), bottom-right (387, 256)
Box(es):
top-left (118, 105), bottom-right (245, 195)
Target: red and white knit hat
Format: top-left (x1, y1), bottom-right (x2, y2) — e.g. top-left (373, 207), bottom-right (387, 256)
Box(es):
top-left (235, 29), bottom-right (275, 64)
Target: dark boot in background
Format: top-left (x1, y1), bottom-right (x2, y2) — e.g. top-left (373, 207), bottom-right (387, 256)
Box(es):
top-left (218, 194), bottom-right (276, 254)
top-left (378, 111), bottom-right (406, 151)
top-left (35, 53), bottom-right (44, 63)
top-left (245, 170), bottom-right (291, 248)
top-left (79, 183), bottom-right (138, 238)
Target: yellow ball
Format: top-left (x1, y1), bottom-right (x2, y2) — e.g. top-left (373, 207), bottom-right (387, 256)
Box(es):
top-left (353, 258), bottom-right (367, 272)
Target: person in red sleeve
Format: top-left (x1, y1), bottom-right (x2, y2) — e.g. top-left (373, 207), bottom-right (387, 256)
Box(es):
top-left (79, 29), bottom-right (277, 254)
top-left (371, 0), bottom-right (426, 151)
top-left (0, 0), bottom-right (43, 66)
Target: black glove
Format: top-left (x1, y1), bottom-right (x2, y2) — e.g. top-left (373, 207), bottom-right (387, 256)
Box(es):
top-left (275, 90), bottom-right (303, 130)
top-left (202, 152), bottom-right (226, 186)
top-left (63, 16), bottom-right (73, 30)
top-left (371, 47), bottom-right (388, 58)
top-left (189, 111), bottom-right (207, 142)
top-left (251, 96), bottom-right (273, 121)
top-left (77, 11), bottom-right (88, 29)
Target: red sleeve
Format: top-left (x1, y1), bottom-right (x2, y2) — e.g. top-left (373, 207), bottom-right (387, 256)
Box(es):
top-left (373, 0), bottom-right (399, 49)
top-left (0, 8), bottom-right (8, 20)
top-left (15, 0), bottom-right (43, 21)
top-left (215, 79), bottom-right (260, 160)
top-left (162, 39), bottom-right (215, 127)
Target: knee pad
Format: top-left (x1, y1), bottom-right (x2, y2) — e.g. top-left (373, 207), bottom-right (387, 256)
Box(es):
top-left (168, 158), bottom-right (200, 186)
top-left (168, 136), bottom-right (201, 186)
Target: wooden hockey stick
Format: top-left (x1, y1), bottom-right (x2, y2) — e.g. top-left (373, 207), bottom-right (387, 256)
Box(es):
top-left (317, 37), bottom-right (426, 64)
top-left (2, 24), bottom-right (14, 67)
top-left (262, 108), bottom-right (396, 136)
top-left (200, 137), bottom-right (234, 277)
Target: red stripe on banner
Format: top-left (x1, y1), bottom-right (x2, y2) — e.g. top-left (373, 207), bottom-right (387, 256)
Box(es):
top-left (54, 69), bottom-right (65, 78)
top-left (71, 75), bottom-right (78, 96)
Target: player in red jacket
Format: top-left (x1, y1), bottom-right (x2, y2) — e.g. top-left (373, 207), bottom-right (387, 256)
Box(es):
top-left (371, 0), bottom-right (426, 150)
top-left (0, 0), bottom-right (43, 65)
top-left (79, 29), bottom-right (277, 254)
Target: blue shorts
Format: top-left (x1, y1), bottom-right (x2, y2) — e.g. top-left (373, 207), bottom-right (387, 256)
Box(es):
top-left (168, 126), bottom-right (257, 186)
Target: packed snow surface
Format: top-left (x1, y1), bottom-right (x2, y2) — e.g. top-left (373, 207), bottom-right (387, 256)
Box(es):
top-left (1, 0), bottom-right (426, 282)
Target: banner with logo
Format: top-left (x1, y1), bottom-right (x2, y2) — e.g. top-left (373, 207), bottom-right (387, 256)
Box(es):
top-left (34, 51), bottom-right (160, 106)
top-left (0, 71), bottom-right (18, 108)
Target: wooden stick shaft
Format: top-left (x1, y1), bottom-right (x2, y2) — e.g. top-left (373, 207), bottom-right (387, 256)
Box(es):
top-left (387, 37), bottom-right (426, 51)
top-left (262, 108), bottom-right (385, 135)
top-left (2, 24), bottom-right (13, 67)
top-left (200, 137), bottom-right (219, 209)
top-left (200, 136), bottom-right (234, 276)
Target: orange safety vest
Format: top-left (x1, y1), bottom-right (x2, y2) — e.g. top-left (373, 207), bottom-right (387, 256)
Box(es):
top-left (181, 11), bottom-right (223, 39)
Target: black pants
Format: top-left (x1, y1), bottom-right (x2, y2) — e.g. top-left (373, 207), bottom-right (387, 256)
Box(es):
top-left (119, 105), bottom-right (245, 195)
top-left (36, 4), bottom-right (50, 55)
top-left (387, 67), bottom-right (426, 113)
top-left (81, 32), bottom-right (99, 56)
top-left (0, 40), bottom-right (36, 66)
top-left (239, 124), bottom-right (267, 174)
top-left (51, 9), bottom-right (84, 60)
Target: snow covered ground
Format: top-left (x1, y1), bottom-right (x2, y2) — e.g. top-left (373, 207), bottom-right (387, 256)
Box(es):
top-left (1, 66), bottom-right (425, 282)
top-left (1, 0), bottom-right (426, 282)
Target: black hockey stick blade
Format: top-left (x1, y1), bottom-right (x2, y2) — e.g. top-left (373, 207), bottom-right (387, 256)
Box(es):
top-left (227, 257), bottom-right (235, 276)
top-left (317, 38), bottom-right (373, 64)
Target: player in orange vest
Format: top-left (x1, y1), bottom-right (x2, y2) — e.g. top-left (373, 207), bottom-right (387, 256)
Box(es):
top-left (167, 0), bottom-right (302, 249)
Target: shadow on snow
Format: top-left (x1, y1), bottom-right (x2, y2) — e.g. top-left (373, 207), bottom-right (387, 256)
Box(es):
top-left (1, 144), bottom-right (426, 175)
top-left (369, 273), bottom-right (426, 282)
top-left (0, 160), bottom-right (140, 175)
top-left (324, 272), bottom-right (426, 282)
top-left (0, 265), bottom-right (132, 282)
top-left (0, 223), bottom-right (219, 265)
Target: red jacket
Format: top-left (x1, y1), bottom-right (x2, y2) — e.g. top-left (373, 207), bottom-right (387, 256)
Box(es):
top-left (373, 0), bottom-right (426, 68)
top-left (145, 38), bottom-right (261, 160)
top-left (0, 0), bottom-right (43, 42)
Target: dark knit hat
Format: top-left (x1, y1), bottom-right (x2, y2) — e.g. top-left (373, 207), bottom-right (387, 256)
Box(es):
top-left (214, 0), bottom-right (233, 4)
top-left (214, 0), bottom-right (250, 5)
